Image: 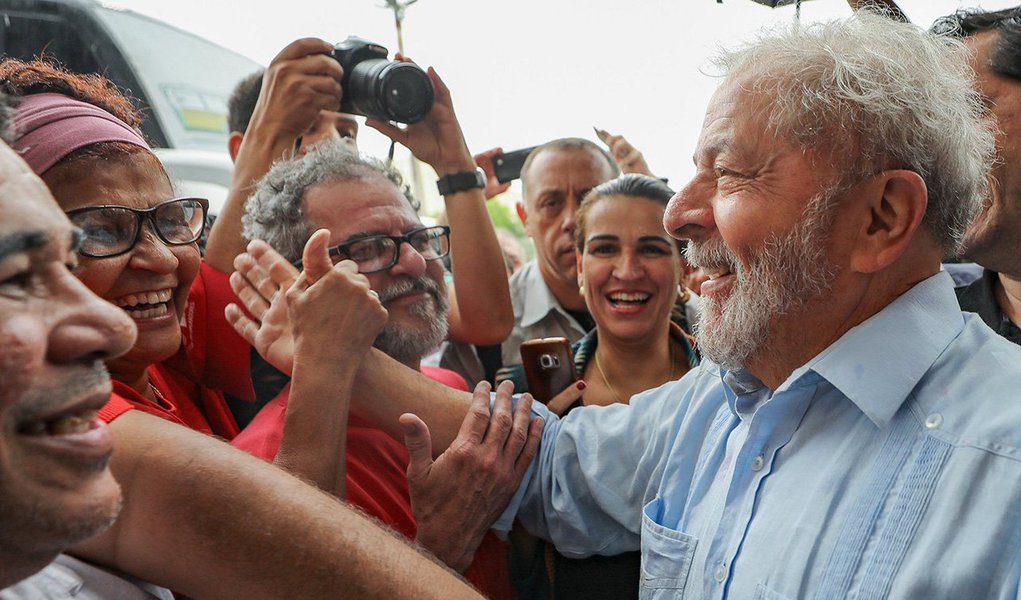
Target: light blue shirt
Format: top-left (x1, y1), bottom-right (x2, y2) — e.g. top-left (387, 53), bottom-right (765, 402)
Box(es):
top-left (500, 272), bottom-right (1021, 599)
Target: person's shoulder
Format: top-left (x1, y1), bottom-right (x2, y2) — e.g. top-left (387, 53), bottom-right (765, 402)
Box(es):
top-left (913, 316), bottom-right (1021, 459)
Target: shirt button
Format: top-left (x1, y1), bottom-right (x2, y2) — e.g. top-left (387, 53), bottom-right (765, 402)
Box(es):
top-left (925, 413), bottom-right (943, 429)
top-left (714, 563), bottom-right (727, 582)
top-left (751, 454), bottom-right (765, 471)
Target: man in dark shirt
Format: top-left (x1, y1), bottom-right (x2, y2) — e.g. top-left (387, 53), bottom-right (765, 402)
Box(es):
top-left (938, 7), bottom-right (1021, 344)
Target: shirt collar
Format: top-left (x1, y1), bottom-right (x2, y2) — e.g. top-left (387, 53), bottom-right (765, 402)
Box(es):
top-left (518, 260), bottom-right (573, 328)
top-left (793, 271), bottom-right (963, 427)
top-left (714, 272), bottom-right (963, 428)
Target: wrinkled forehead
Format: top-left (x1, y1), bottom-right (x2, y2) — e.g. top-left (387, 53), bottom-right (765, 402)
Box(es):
top-left (307, 174), bottom-right (422, 244)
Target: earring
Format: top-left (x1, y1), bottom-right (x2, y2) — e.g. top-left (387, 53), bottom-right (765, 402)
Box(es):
top-left (579, 279), bottom-right (585, 295)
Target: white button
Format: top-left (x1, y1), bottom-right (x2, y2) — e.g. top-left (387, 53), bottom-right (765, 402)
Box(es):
top-left (751, 454), bottom-right (765, 471)
top-left (925, 413), bottom-right (943, 429)
top-left (714, 563), bottom-right (727, 582)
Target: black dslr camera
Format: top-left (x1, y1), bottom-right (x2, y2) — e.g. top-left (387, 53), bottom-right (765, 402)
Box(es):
top-left (331, 36), bottom-right (434, 124)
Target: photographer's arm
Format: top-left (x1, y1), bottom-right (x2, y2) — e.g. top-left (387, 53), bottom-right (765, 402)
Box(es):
top-left (71, 411), bottom-right (480, 599)
top-left (205, 38), bottom-right (342, 273)
top-left (367, 64), bottom-right (513, 346)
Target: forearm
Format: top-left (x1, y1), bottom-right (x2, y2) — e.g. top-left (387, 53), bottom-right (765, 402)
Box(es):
top-left (204, 130), bottom-right (293, 272)
top-left (275, 351), bottom-right (361, 497)
top-left (74, 411), bottom-right (479, 599)
top-left (352, 349), bottom-right (472, 457)
top-left (443, 187), bottom-right (513, 345)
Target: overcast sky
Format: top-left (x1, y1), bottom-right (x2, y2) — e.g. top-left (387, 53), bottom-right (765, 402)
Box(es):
top-left (108, 0), bottom-right (1018, 198)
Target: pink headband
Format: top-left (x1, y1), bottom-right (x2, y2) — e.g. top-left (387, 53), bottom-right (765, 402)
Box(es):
top-left (11, 92), bottom-right (151, 175)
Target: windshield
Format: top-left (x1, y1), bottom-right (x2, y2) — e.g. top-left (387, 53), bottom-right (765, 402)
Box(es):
top-left (94, 5), bottom-right (261, 151)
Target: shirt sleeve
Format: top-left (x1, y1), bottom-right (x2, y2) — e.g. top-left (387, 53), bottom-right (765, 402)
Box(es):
top-left (503, 380), bottom-right (695, 558)
top-left (179, 261), bottom-right (255, 402)
top-left (97, 394), bottom-right (135, 423)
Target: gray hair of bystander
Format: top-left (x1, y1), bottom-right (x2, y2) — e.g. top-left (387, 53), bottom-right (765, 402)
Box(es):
top-left (242, 140), bottom-right (417, 262)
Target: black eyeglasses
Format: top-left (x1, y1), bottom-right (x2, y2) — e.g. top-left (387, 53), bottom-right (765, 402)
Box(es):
top-left (295, 225), bottom-right (451, 273)
top-left (65, 197), bottom-right (209, 258)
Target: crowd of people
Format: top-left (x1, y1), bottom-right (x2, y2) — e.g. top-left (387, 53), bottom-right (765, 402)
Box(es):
top-left (1, 5), bottom-right (1020, 599)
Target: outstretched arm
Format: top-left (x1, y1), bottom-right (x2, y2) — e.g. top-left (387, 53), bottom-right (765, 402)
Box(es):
top-left (205, 38), bottom-right (343, 273)
top-left (368, 62), bottom-right (513, 346)
top-left (72, 410), bottom-right (481, 599)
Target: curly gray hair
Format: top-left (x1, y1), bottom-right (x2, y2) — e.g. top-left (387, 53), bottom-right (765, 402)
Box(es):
top-left (242, 140), bottom-right (418, 262)
top-left (712, 11), bottom-right (996, 254)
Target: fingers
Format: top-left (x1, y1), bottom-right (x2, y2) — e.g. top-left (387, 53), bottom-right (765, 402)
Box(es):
top-left (246, 239), bottom-right (300, 287)
top-left (271, 37), bottom-right (334, 64)
top-left (484, 379), bottom-right (515, 448)
top-left (233, 253), bottom-right (279, 305)
top-left (514, 411), bottom-right (545, 479)
top-left (400, 413), bottom-right (434, 483)
top-left (301, 229), bottom-right (334, 284)
top-left (506, 392), bottom-right (534, 454)
top-left (547, 380), bottom-right (587, 417)
top-left (230, 270), bottom-right (270, 322)
top-left (456, 381), bottom-right (494, 447)
top-left (364, 117), bottom-right (407, 144)
top-left (225, 303), bottom-right (259, 347)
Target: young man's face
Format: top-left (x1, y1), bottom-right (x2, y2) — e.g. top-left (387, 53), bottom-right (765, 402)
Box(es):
top-left (0, 143), bottom-right (136, 586)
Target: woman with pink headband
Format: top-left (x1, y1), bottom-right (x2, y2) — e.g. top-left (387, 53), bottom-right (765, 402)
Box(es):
top-left (2, 59), bottom-right (253, 438)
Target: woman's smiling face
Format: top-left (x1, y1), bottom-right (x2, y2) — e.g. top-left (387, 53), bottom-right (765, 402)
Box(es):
top-left (43, 149), bottom-right (198, 375)
top-left (578, 194), bottom-right (681, 345)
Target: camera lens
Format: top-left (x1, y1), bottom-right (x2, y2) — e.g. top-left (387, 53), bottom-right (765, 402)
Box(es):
top-left (378, 63), bottom-right (434, 124)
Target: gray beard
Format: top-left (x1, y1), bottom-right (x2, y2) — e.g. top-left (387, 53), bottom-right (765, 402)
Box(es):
top-left (372, 274), bottom-right (449, 365)
top-left (684, 192), bottom-right (838, 372)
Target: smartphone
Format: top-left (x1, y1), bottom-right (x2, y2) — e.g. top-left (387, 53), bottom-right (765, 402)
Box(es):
top-left (520, 337), bottom-right (579, 404)
top-left (492, 145), bottom-right (538, 183)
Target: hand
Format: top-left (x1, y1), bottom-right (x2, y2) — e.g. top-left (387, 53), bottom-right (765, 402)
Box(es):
top-left (402, 381), bottom-right (543, 572)
top-left (473, 147), bottom-right (511, 199)
top-left (247, 38), bottom-right (344, 148)
top-left (288, 230), bottom-right (388, 365)
top-left (366, 58), bottom-right (475, 175)
top-left (595, 127), bottom-right (654, 176)
top-left (547, 379), bottom-right (586, 417)
top-left (225, 240), bottom-right (301, 375)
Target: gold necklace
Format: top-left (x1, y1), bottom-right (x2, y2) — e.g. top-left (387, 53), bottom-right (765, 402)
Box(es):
top-left (593, 340), bottom-right (675, 405)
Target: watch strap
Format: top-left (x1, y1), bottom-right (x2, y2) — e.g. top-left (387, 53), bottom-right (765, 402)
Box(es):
top-left (436, 168), bottom-right (485, 196)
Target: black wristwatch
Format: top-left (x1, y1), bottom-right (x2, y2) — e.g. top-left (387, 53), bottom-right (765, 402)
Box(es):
top-left (436, 168), bottom-right (486, 196)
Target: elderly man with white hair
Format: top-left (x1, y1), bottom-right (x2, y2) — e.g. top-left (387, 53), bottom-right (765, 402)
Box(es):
top-left (231, 12), bottom-right (1021, 598)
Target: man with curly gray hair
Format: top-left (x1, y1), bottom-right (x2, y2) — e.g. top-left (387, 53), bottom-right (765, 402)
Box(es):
top-left (283, 12), bottom-right (1021, 599)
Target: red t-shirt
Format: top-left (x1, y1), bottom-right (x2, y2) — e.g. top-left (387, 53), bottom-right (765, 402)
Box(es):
top-left (232, 367), bottom-right (514, 599)
top-left (97, 262), bottom-right (253, 439)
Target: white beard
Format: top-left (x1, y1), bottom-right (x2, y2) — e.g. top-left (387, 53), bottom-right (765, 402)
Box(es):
top-left (684, 192), bottom-right (838, 371)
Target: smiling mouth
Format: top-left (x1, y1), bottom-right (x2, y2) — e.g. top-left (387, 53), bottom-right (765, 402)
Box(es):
top-left (115, 288), bottom-right (173, 320)
top-left (608, 292), bottom-right (651, 307)
top-left (703, 268), bottom-right (733, 280)
top-left (18, 409), bottom-right (98, 436)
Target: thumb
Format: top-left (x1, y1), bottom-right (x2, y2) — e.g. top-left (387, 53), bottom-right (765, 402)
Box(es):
top-left (302, 229), bottom-right (333, 283)
top-left (400, 413), bottom-right (433, 482)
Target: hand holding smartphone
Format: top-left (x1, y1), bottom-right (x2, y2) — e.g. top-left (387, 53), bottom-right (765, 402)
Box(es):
top-left (520, 337), bottom-right (579, 404)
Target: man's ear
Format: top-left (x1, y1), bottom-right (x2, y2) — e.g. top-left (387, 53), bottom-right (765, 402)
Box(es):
top-left (516, 201), bottom-right (528, 228)
top-left (228, 132), bottom-right (244, 163)
top-left (850, 169), bottom-right (928, 274)
top-left (575, 249), bottom-right (584, 284)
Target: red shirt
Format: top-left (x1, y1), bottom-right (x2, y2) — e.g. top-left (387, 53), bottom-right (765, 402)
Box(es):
top-left (98, 262), bottom-right (253, 439)
top-left (233, 367), bottom-right (514, 599)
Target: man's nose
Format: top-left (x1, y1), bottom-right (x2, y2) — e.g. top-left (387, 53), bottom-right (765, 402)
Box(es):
top-left (664, 175), bottom-right (715, 243)
top-left (388, 240), bottom-right (428, 278)
top-left (47, 269), bottom-right (137, 365)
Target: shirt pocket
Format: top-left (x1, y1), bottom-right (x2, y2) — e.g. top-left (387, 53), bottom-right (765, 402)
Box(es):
top-left (639, 497), bottom-right (698, 599)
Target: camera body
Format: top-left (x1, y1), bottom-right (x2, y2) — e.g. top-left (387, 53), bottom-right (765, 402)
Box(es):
top-left (331, 36), bottom-right (434, 124)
